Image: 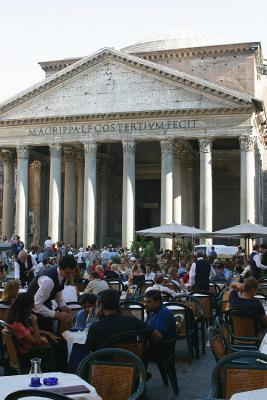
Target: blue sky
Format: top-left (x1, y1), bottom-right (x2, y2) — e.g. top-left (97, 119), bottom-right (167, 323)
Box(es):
top-left (0, 0), bottom-right (266, 101)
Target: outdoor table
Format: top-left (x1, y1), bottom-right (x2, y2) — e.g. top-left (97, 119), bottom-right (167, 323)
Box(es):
top-left (0, 372), bottom-right (101, 400)
top-left (230, 387), bottom-right (267, 399)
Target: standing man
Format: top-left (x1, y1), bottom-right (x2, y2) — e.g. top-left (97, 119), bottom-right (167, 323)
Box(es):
top-left (189, 251), bottom-right (216, 291)
top-left (14, 250), bottom-right (36, 287)
top-left (44, 236), bottom-right (54, 258)
top-left (252, 243), bottom-right (267, 279)
top-left (27, 255), bottom-right (76, 331)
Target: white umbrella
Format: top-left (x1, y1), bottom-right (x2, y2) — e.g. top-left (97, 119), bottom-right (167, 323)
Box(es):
top-left (136, 222), bottom-right (211, 238)
top-left (136, 222), bottom-right (211, 253)
top-left (212, 222), bottom-right (267, 239)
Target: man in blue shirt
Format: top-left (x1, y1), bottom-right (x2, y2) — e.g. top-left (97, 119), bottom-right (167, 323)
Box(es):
top-left (144, 290), bottom-right (176, 341)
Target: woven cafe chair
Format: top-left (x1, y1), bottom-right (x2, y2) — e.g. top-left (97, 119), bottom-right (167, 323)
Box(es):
top-left (76, 347), bottom-right (146, 400)
top-left (208, 351), bottom-right (267, 400)
top-left (216, 287), bottom-right (231, 315)
top-left (100, 330), bottom-right (149, 360)
top-left (4, 390), bottom-right (69, 400)
top-left (120, 300), bottom-right (146, 321)
top-left (136, 279), bottom-right (155, 297)
top-left (209, 282), bottom-right (222, 298)
top-left (106, 279), bottom-right (126, 294)
top-left (165, 301), bottom-right (199, 363)
top-left (55, 301), bottom-right (82, 334)
top-left (174, 293), bottom-right (206, 355)
top-left (191, 290), bottom-right (214, 325)
top-left (207, 326), bottom-right (229, 362)
top-left (224, 308), bottom-right (262, 348)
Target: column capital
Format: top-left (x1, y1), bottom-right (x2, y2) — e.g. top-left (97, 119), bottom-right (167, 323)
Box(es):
top-left (64, 147), bottom-right (76, 162)
top-left (122, 140), bottom-right (135, 154)
top-left (1, 149), bottom-right (15, 162)
top-left (49, 143), bottom-right (62, 158)
top-left (160, 139), bottom-right (173, 155)
top-left (84, 141), bottom-right (97, 155)
top-left (17, 145), bottom-right (29, 159)
top-left (199, 138), bottom-right (212, 153)
top-left (239, 134), bottom-right (255, 152)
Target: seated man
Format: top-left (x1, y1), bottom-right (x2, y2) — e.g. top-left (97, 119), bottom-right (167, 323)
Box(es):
top-left (84, 271), bottom-right (109, 295)
top-left (68, 289), bottom-right (152, 372)
top-left (230, 277), bottom-right (267, 328)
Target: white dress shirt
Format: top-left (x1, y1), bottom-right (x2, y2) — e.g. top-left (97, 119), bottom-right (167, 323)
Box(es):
top-left (33, 267), bottom-right (66, 318)
top-left (189, 257), bottom-right (216, 286)
top-left (145, 271), bottom-right (155, 281)
top-left (253, 253), bottom-right (267, 270)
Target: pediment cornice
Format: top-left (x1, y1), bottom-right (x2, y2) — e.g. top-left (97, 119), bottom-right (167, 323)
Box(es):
top-left (0, 48), bottom-right (262, 116)
top-left (0, 107), bottom-right (254, 127)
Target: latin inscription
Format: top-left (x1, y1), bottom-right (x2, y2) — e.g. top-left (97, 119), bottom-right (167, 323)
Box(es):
top-left (28, 119), bottom-right (198, 136)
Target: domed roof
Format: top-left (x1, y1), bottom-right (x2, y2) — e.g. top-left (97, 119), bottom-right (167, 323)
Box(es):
top-left (121, 31), bottom-right (223, 53)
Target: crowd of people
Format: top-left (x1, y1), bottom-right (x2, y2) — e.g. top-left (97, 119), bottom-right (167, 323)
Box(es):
top-left (1, 235), bottom-right (267, 383)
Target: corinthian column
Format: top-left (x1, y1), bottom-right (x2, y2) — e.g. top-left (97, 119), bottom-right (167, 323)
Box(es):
top-left (76, 155), bottom-right (84, 248)
top-left (83, 142), bottom-right (97, 247)
top-left (63, 147), bottom-right (77, 246)
top-left (48, 144), bottom-right (62, 243)
top-left (32, 160), bottom-right (41, 245)
top-left (15, 146), bottom-right (29, 246)
top-left (173, 142), bottom-right (183, 225)
top-left (199, 138), bottom-right (213, 242)
top-left (122, 140), bottom-right (135, 249)
top-left (239, 134), bottom-right (255, 223)
top-left (161, 139), bottom-right (173, 250)
top-left (1, 149), bottom-right (15, 239)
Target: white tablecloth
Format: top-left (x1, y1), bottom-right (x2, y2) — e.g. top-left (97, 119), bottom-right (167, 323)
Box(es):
top-left (0, 372), bottom-right (101, 400)
top-left (230, 388), bottom-right (267, 399)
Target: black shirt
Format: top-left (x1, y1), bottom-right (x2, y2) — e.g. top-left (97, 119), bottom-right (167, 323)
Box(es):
top-left (229, 290), bottom-right (265, 316)
top-left (86, 313), bottom-right (152, 351)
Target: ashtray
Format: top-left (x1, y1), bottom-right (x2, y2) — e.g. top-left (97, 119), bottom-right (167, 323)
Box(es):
top-left (43, 377), bottom-right (58, 386)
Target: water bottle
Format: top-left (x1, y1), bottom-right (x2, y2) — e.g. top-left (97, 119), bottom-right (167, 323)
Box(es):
top-left (29, 358), bottom-right (42, 387)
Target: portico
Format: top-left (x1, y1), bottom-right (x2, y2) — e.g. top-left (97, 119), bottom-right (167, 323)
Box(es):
top-left (0, 46), bottom-right (265, 249)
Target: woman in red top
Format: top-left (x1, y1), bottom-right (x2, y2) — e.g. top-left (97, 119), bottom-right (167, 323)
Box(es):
top-left (5, 293), bottom-right (58, 370)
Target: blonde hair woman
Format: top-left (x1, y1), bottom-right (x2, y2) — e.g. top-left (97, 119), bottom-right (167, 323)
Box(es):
top-left (128, 264), bottom-right (144, 285)
top-left (1, 280), bottom-right (20, 305)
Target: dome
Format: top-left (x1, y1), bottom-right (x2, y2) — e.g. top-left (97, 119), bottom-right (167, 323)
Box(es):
top-left (121, 31), bottom-right (223, 54)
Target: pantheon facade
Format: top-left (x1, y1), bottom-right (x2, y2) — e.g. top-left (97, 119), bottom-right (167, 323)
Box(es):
top-left (0, 32), bottom-right (267, 249)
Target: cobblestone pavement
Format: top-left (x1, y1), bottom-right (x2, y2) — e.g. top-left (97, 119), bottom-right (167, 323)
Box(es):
top-left (146, 340), bottom-right (215, 400)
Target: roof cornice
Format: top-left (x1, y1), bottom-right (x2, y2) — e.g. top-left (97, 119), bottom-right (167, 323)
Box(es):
top-left (0, 107), bottom-right (254, 127)
top-left (0, 47), bottom-right (263, 116)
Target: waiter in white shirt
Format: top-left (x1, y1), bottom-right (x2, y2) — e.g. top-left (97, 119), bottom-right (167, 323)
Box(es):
top-left (27, 255), bottom-right (76, 331)
top-left (14, 250), bottom-right (37, 287)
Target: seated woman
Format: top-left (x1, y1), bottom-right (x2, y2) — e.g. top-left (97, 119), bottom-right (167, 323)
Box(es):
top-left (128, 264), bottom-right (145, 285)
top-left (4, 293), bottom-right (61, 370)
top-left (74, 293), bottom-right (98, 330)
top-left (0, 280), bottom-right (20, 306)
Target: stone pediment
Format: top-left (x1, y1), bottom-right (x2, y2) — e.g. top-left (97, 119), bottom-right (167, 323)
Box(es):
top-left (0, 48), bottom-right (262, 121)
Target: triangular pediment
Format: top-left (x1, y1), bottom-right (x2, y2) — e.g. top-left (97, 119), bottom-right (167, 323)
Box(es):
top-left (0, 48), bottom-right (260, 121)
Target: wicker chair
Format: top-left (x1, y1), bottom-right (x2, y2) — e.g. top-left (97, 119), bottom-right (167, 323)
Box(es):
top-left (136, 280), bottom-right (155, 297)
top-left (191, 291), bottom-right (214, 325)
top-left (4, 390), bottom-right (69, 400)
top-left (76, 348), bottom-right (146, 400)
top-left (207, 326), bottom-right (229, 361)
top-left (208, 351), bottom-right (267, 400)
top-left (100, 330), bottom-right (149, 360)
top-left (56, 301), bottom-right (82, 334)
top-left (120, 301), bottom-right (146, 321)
top-left (216, 287), bottom-right (231, 315)
top-left (165, 301), bottom-right (199, 363)
top-left (107, 279), bottom-right (126, 294)
top-left (224, 308), bottom-right (262, 349)
top-left (174, 293), bottom-right (206, 355)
